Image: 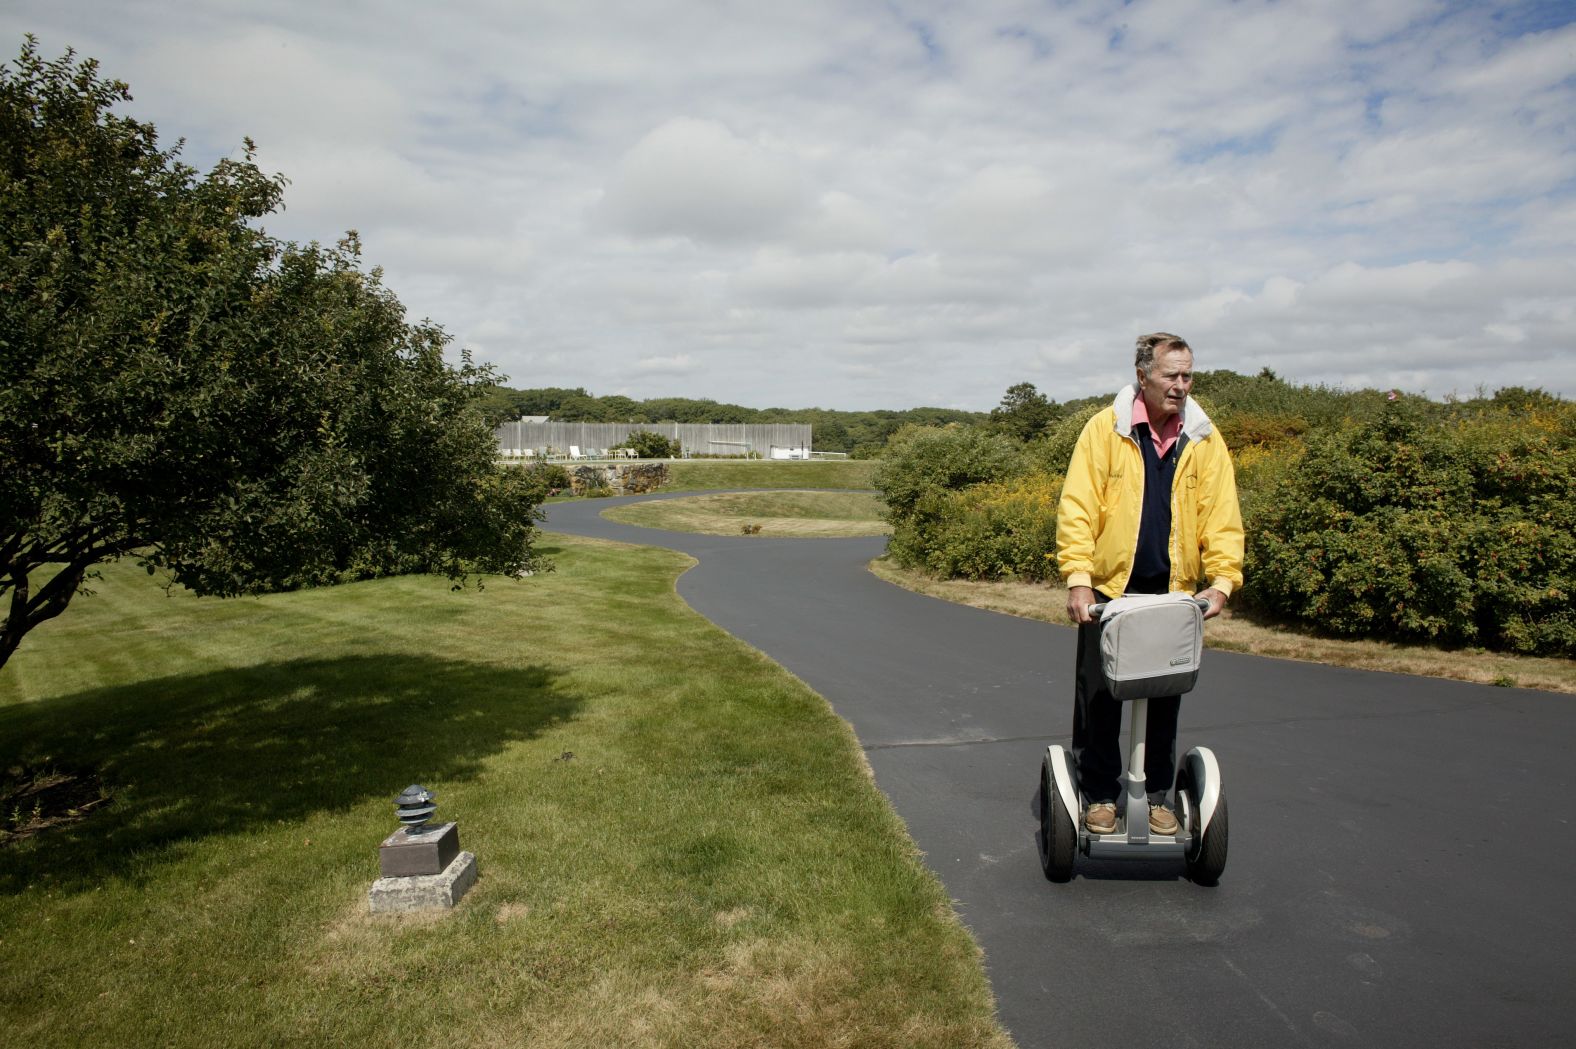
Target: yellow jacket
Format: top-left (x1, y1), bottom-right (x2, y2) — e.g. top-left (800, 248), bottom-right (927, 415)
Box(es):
top-left (1057, 386), bottom-right (1244, 598)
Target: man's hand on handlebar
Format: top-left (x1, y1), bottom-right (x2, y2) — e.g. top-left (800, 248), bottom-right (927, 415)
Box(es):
top-left (1068, 584), bottom-right (1226, 623)
top-left (1067, 585), bottom-right (1096, 625)
top-left (1195, 587), bottom-right (1227, 620)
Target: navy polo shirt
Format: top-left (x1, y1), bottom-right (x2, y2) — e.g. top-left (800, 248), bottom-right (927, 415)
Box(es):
top-left (1131, 421), bottom-right (1178, 588)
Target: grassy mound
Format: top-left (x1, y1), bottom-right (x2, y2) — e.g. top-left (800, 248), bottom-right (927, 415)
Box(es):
top-left (663, 459), bottom-right (878, 492)
top-left (603, 491), bottom-right (890, 537)
top-left (0, 541), bottom-right (1007, 1049)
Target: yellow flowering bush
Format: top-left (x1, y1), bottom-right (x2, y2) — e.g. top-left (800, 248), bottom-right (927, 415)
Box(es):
top-left (889, 471), bottom-right (1063, 581)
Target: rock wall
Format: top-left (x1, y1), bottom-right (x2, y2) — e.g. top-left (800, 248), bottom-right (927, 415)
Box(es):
top-left (567, 462), bottom-right (670, 496)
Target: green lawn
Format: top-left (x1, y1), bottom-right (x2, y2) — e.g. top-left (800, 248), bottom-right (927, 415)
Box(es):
top-left (603, 491), bottom-right (890, 537)
top-left (0, 542), bottom-right (1008, 1048)
top-left (663, 459), bottom-right (878, 492)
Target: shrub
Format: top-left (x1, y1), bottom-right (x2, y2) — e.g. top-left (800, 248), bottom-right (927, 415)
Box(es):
top-left (1211, 409), bottom-right (1309, 451)
top-left (1193, 368), bottom-right (1369, 432)
top-left (616, 431), bottom-right (680, 459)
top-left (522, 462), bottom-right (573, 496)
top-left (872, 379), bottom-right (1573, 657)
top-left (888, 472), bottom-right (1063, 582)
top-left (1242, 398), bottom-right (1575, 655)
top-left (874, 424), bottom-right (1026, 524)
top-left (1027, 402), bottom-right (1103, 478)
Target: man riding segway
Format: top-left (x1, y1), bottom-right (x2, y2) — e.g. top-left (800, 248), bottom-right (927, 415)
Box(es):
top-left (1056, 333), bottom-right (1244, 840)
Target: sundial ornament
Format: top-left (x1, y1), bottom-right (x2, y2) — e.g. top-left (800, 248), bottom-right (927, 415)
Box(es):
top-left (394, 784), bottom-right (438, 830)
top-left (368, 782), bottom-right (477, 912)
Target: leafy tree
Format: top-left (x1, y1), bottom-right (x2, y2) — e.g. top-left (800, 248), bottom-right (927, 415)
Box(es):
top-left (989, 381), bottom-right (1059, 441)
top-left (597, 395), bottom-right (644, 422)
top-left (812, 419), bottom-right (851, 453)
top-left (554, 390), bottom-right (611, 421)
top-left (497, 386), bottom-right (593, 418)
top-left (0, 40), bottom-right (545, 670)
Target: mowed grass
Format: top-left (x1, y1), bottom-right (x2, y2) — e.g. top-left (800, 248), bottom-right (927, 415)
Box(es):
top-left (869, 558), bottom-right (1576, 695)
top-left (0, 542), bottom-right (1010, 1049)
top-left (663, 459), bottom-right (877, 492)
top-left (603, 491), bottom-right (891, 538)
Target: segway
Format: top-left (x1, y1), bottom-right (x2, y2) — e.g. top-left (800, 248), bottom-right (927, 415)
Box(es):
top-left (1040, 594), bottom-right (1228, 885)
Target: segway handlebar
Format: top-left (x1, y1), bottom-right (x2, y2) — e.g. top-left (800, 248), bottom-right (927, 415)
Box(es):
top-left (1087, 596), bottom-right (1213, 617)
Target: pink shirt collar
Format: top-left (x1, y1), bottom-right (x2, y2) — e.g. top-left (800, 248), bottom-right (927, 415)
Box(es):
top-left (1131, 393), bottom-right (1183, 457)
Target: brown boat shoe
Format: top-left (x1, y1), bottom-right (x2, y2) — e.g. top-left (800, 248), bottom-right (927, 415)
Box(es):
top-left (1148, 803), bottom-right (1180, 836)
top-left (1084, 802), bottom-right (1117, 834)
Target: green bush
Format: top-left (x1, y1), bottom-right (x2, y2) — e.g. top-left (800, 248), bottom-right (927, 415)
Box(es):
top-left (1027, 402), bottom-right (1104, 478)
top-left (869, 378), bottom-right (1573, 657)
top-left (888, 472), bottom-right (1063, 581)
top-left (875, 424), bottom-right (1055, 580)
top-left (616, 431), bottom-right (680, 459)
top-left (522, 463), bottom-right (573, 496)
top-left (873, 424), bottom-right (1026, 524)
top-left (1242, 398), bottom-right (1575, 655)
top-left (1195, 368), bottom-right (1371, 421)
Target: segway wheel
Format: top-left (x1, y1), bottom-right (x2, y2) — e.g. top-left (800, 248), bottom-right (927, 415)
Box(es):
top-left (1178, 767), bottom-right (1228, 886)
top-left (1040, 755), bottom-right (1075, 882)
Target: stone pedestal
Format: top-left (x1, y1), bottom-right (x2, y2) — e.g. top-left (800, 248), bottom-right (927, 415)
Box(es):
top-left (379, 821), bottom-right (460, 877)
top-left (368, 851), bottom-right (478, 913)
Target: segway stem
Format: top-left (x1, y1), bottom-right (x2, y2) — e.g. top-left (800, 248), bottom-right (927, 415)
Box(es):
top-left (1122, 696), bottom-right (1151, 845)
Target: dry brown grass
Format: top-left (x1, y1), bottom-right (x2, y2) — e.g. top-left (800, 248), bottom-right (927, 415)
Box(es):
top-left (603, 491), bottom-right (890, 538)
top-left (868, 558), bottom-right (1576, 695)
top-left (506, 936), bottom-right (1013, 1049)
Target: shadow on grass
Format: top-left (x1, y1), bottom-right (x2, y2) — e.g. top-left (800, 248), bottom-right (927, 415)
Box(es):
top-left (0, 654), bottom-right (577, 893)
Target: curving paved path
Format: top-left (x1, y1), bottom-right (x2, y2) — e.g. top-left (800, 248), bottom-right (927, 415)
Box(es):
top-left (545, 492), bottom-right (1576, 1049)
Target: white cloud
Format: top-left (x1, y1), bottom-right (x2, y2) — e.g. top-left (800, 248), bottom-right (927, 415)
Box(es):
top-left (1484, 323), bottom-right (1527, 344)
top-left (1447, 22), bottom-right (1576, 96)
top-left (1303, 260), bottom-right (1481, 307)
top-left (135, 26), bottom-right (408, 151)
top-left (633, 354), bottom-right (699, 374)
top-left (733, 248), bottom-right (872, 308)
top-left (791, 191), bottom-right (891, 253)
top-left (1173, 288), bottom-right (1253, 332)
top-left (2, 0), bottom-right (1573, 408)
top-left (597, 118), bottom-right (807, 244)
top-left (931, 163), bottom-right (1118, 260)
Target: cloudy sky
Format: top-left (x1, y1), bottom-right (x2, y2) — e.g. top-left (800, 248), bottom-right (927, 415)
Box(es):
top-left (6, 2), bottom-right (1575, 409)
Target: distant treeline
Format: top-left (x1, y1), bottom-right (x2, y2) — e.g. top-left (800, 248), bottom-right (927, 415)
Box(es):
top-left (478, 385), bottom-right (988, 457)
top-left (479, 368), bottom-right (1363, 455)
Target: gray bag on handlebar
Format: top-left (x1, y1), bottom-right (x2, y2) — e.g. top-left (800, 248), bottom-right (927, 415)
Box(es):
top-left (1098, 593), bottom-right (1204, 700)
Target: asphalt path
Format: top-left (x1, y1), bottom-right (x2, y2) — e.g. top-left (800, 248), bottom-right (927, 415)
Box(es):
top-left (545, 491), bottom-right (1576, 1049)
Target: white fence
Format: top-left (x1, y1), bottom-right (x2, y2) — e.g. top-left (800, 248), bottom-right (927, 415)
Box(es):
top-left (495, 421), bottom-right (812, 459)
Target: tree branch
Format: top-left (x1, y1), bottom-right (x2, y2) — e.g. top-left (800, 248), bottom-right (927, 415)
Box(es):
top-left (0, 531), bottom-right (23, 571)
top-left (0, 537), bottom-right (130, 671)
top-left (1, 568), bottom-right (36, 672)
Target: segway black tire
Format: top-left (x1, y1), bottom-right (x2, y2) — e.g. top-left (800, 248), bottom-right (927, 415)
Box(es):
top-left (1040, 755), bottom-right (1075, 882)
top-left (1187, 789), bottom-right (1228, 886)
